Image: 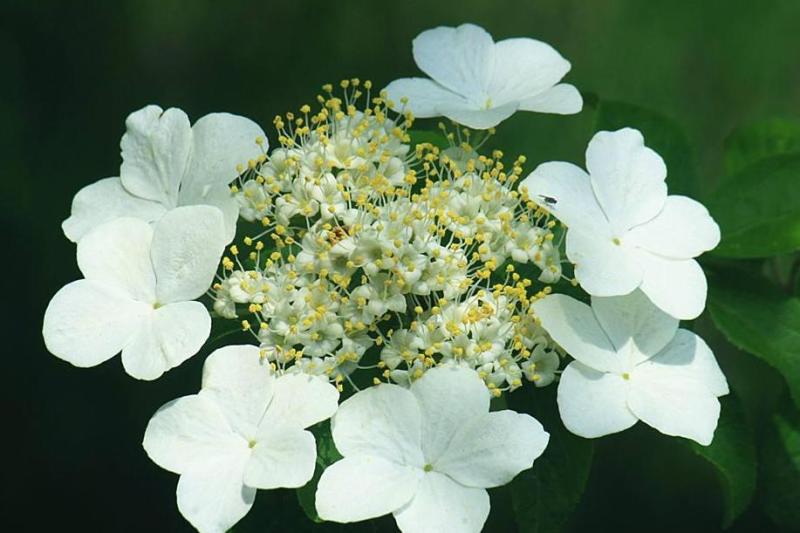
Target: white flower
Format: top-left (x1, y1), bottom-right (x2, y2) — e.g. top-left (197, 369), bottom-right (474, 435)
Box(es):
top-left (143, 345), bottom-right (339, 533)
top-left (385, 23), bottom-right (582, 129)
top-left (315, 366), bottom-right (549, 532)
top-left (533, 291), bottom-right (729, 445)
top-left (507, 225), bottom-right (562, 283)
top-left (62, 105), bottom-right (266, 242)
top-left (43, 205), bottom-right (226, 380)
top-left (521, 128), bottom-right (720, 319)
top-left (521, 345), bottom-right (561, 387)
top-left (381, 329), bottom-right (425, 370)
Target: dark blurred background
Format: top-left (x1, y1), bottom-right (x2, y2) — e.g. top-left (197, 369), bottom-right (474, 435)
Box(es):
top-left (3, 0), bottom-right (799, 531)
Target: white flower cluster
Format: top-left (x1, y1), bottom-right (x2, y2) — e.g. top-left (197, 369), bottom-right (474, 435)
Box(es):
top-left (42, 22), bottom-right (727, 533)
top-left (211, 82), bottom-right (564, 395)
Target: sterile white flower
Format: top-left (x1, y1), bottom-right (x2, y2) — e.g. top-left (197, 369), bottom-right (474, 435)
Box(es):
top-left (521, 128), bottom-right (720, 319)
top-left (533, 290), bottom-right (729, 445)
top-left (143, 344), bottom-right (339, 533)
top-left (43, 205), bottom-right (227, 380)
top-left (315, 365), bottom-right (549, 532)
top-left (62, 105), bottom-right (266, 242)
top-left (385, 23), bottom-right (582, 129)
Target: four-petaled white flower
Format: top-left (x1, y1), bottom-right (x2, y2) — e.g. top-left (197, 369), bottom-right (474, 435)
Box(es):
top-left (385, 23), bottom-right (582, 130)
top-left (521, 127), bottom-right (720, 319)
top-left (143, 344), bottom-right (339, 533)
top-left (62, 105), bottom-right (266, 243)
top-left (315, 365), bottom-right (549, 533)
top-left (43, 205), bottom-right (227, 380)
top-left (533, 291), bottom-right (728, 445)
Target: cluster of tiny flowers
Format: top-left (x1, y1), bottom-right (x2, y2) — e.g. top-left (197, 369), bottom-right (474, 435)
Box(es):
top-left (211, 81), bottom-right (564, 394)
top-left (44, 23), bottom-right (729, 533)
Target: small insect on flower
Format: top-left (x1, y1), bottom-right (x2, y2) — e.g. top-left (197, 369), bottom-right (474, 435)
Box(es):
top-left (539, 194), bottom-right (558, 206)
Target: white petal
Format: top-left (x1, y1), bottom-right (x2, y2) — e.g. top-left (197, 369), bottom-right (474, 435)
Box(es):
top-left (518, 83), bottom-right (583, 115)
top-left (586, 128), bottom-right (668, 233)
top-left (332, 384), bottom-right (424, 467)
top-left (178, 183), bottom-right (240, 243)
top-left (627, 195), bottom-right (721, 259)
top-left (489, 38), bottom-right (571, 105)
top-left (591, 290), bottom-right (678, 364)
top-left (436, 410), bottom-right (549, 488)
top-left (529, 349), bottom-right (561, 387)
top-left (628, 363), bottom-right (721, 446)
top-left (182, 112), bottom-right (266, 193)
top-left (567, 228), bottom-right (643, 297)
top-left (143, 394), bottom-right (243, 474)
top-left (412, 23), bottom-right (494, 100)
top-left (176, 448), bottom-right (255, 533)
top-left (121, 301), bottom-right (210, 380)
top-left (410, 366), bottom-right (489, 463)
top-left (637, 252), bottom-right (707, 320)
top-left (394, 472), bottom-right (489, 533)
top-left (120, 105), bottom-right (191, 206)
top-left (643, 329), bottom-right (729, 397)
top-left (76, 217), bottom-right (156, 303)
top-left (201, 345), bottom-right (274, 438)
top-left (557, 362), bottom-right (638, 438)
top-left (316, 455), bottom-right (421, 523)
top-left (42, 280), bottom-right (148, 368)
top-left (243, 425), bottom-right (316, 489)
top-left (151, 205), bottom-right (227, 304)
top-left (439, 102), bottom-right (519, 130)
top-left (532, 294), bottom-right (621, 373)
top-left (521, 161), bottom-right (608, 232)
top-left (384, 78), bottom-right (466, 117)
top-left (62, 177), bottom-right (166, 242)
top-left (262, 373), bottom-right (339, 430)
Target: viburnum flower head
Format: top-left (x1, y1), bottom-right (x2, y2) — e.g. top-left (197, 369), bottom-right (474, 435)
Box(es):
top-left (315, 366), bottom-right (549, 532)
top-left (43, 206), bottom-right (226, 380)
top-left (385, 23), bottom-right (582, 129)
top-left (521, 127), bottom-right (721, 319)
top-left (62, 104), bottom-right (266, 242)
top-left (533, 291), bottom-right (729, 445)
top-left (143, 345), bottom-right (339, 533)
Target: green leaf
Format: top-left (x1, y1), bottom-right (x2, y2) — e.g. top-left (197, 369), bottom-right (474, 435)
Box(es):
top-left (708, 269), bottom-right (800, 410)
top-left (794, 259), bottom-right (800, 297)
top-left (296, 466), bottom-right (324, 523)
top-left (507, 386), bottom-right (593, 533)
top-left (723, 118), bottom-right (800, 177)
top-left (760, 400), bottom-right (800, 530)
top-left (707, 154), bottom-right (800, 258)
top-left (579, 90), bottom-right (600, 110)
top-left (296, 421), bottom-right (342, 523)
top-left (687, 395), bottom-right (757, 527)
top-left (594, 100), bottom-right (697, 196)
